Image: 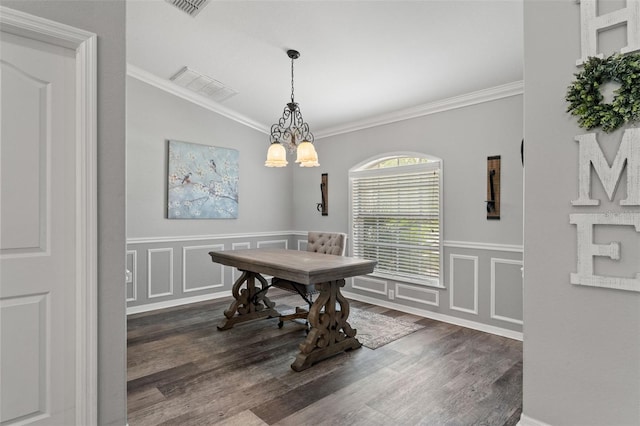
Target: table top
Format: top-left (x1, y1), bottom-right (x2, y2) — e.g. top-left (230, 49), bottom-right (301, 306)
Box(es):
top-left (209, 248), bottom-right (376, 284)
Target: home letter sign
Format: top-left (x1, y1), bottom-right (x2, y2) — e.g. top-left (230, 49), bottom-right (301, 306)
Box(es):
top-left (570, 213), bottom-right (640, 291)
top-left (572, 129), bottom-right (640, 206)
top-left (577, 0), bottom-right (640, 65)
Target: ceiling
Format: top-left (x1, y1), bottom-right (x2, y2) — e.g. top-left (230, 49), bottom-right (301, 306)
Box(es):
top-left (127, 0), bottom-right (523, 138)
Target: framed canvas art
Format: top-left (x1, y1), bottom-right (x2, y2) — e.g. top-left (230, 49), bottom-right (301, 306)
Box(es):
top-left (168, 140), bottom-right (239, 219)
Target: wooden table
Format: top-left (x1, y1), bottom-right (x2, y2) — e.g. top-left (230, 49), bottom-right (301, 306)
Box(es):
top-left (208, 248), bottom-right (376, 371)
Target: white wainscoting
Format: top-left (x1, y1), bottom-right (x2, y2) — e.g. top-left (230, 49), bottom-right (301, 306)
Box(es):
top-left (147, 248), bottom-right (174, 299)
top-left (182, 244), bottom-right (224, 293)
top-left (395, 283), bottom-right (440, 307)
top-left (352, 275), bottom-right (388, 296)
top-left (449, 254), bottom-right (479, 315)
top-left (256, 239), bottom-right (288, 249)
top-left (126, 250), bottom-right (137, 302)
top-left (491, 257), bottom-right (524, 325)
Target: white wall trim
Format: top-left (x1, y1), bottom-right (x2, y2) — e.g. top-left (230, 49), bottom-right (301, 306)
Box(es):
top-left (127, 230), bottom-right (296, 245)
top-left (395, 283), bottom-right (440, 307)
top-left (128, 235), bottom-right (524, 253)
top-left (0, 7), bottom-right (100, 424)
top-left (126, 61), bottom-right (522, 142)
top-left (352, 276), bottom-right (388, 296)
top-left (491, 258), bottom-right (524, 325)
top-left (231, 242), bottom-right (251, 250)
top-left (343, 291), bottom-right (522, 341)
top-left (182, 244), bottom-right (224, 293)
top-left (449, 254), bottom-right (479, 315)
top-left (444, 240), bottom-right (524, 253)
top-left (126, 250), bottom-right (137, 302)
top-left (126, 291), bottom-right (232, 315)
top-left (147, 248), bottom-right (174, 299)
top-left (127, 64), bottom-right (268, 135)
top-left (315, 81), bottom-right (524, 139)
top-left (257, 239), bottom-right (288, 249)
top-left (517, 414), bottom-right (553, 426)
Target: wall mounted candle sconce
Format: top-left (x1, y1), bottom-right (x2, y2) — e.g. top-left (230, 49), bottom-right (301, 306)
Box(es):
top-left (486, 155), bottom-right (501, 220)
top-left (317, 173), bottom-right (328, 215)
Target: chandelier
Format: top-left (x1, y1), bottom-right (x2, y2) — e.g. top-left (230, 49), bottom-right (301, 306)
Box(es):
top-left (265, 49), bottom-right (319, 167)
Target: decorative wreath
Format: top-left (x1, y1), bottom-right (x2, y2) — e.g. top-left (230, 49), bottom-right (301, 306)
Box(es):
top-left (566, 53), bottom-right (640, 133)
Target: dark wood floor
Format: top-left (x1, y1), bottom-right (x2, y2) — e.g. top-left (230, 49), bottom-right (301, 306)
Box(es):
top-left (127, 289), bottom-right (522, 425)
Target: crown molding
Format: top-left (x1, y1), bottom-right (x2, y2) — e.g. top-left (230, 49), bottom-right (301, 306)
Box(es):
top-left (315, 80), bottom-right (524, 139)
top-left (127, 62), bottom-right (523, 140)
top-left (126, 64), bottom-right (269, 134)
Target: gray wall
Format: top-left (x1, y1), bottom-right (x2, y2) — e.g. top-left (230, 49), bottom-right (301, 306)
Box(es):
top-left (1, 0), bottom-right (127, 424)
top-left (293, 95), bottom-right (524, 245)
top-left (127, 72), bottom-right (524, 338)
top-left (523, 1), bottom-right (640, 424)
top-left (127, 76), bottom-right (293, 238)
top-left (293, 95), bottom-right (524, 336)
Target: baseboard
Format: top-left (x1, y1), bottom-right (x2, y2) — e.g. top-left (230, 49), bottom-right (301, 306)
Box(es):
top-left (126, 291), bottom-right (232, 315)
top-left (517, 414), bottom-right (553, 426)
top-left (342, 291), bottom-right (523, 341)
top-left (127, 288), bottom-right (522, 341)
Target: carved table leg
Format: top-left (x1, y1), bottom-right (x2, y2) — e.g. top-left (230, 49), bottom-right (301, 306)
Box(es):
top-left (217, 270), bottom-right (280, 330)
top-left (290, 279), bottom-right (361, 371)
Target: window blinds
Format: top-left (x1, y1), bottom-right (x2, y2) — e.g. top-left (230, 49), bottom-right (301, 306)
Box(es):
top-left (350, 162), bottom-right (441, 285)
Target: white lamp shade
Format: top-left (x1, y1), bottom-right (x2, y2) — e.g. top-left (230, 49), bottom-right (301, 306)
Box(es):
top-left (296, 141), bottom-right (320, 167)
top-left (265, 143), bottom-right (288, 167)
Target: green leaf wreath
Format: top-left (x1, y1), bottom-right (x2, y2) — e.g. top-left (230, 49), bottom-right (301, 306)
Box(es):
top-left (566, 53), bottom-right (640, 133)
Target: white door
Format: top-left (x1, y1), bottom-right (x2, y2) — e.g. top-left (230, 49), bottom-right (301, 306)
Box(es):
top-left (0, 8), bottom-right (97, 425)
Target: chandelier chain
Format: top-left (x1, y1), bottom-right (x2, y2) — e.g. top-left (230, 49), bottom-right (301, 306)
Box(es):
top-left (290, 55), bottom-right (295, 104)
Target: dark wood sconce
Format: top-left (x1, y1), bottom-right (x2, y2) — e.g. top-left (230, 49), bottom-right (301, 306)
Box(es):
top-left (317, 173), bottom-right (328, 216)
top-left (486, 156), bottom-right (501, 220)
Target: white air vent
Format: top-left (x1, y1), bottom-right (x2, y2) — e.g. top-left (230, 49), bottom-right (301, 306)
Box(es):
top-left (170, 67), bottom-right (238, 103)
top-left (166, 0), bottom-right (210, 17)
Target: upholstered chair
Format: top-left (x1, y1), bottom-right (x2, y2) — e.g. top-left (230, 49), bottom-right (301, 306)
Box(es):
top-left (272, 231), bottom-right (347, 328)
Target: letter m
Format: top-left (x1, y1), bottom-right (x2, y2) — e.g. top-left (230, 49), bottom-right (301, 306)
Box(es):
top-left (573, 128), bottom-right (640, 206)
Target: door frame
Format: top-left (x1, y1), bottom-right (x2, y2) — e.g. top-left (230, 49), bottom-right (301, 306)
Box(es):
top-left (1, 6), bottom-right (98, 424)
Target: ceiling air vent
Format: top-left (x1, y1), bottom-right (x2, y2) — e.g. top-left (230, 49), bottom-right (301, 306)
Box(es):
top-left (166, 0), bottom-right (210, 17)
top-left (170, 67), bottom-right (238, 103)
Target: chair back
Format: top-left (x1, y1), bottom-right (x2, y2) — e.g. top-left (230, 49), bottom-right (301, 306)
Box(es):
top-left (306, 232), bottom-right (347, 256)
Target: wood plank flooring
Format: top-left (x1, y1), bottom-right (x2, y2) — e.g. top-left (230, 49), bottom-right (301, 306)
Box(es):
top-left (127, 289), bottom-right (522, 425)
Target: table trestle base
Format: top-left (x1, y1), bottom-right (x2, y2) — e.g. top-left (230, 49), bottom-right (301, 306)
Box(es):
top-left (217, 270), bottom-right (280, 330)
top-left (291, 279), bottom-right (362, 371)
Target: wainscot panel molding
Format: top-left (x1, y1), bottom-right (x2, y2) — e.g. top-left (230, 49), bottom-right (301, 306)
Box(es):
top-left (491, 258), bottom-right (524, 325)
top-left (395, 283), bottom-right (439, 307)
top-left (147, 248), bottom-right (173, 299)
top-left (444, 240), bottom-right (524, 253)
top-left (127, 232), bottom-right (295, 311)
top-left (256, 239), bottom-right (288, 249)
top-left (126, 250), bottom-right (137, 302)
top-left (449, 254), bottom-right (479, 315)
top-left (128, 234), bottom-right (523, 340)
top-left (182, 244), bottom-right (225, 293)
top-left (342, 290), bottom-right (523, 341)
top-left (345, 241), bottom-right (523, 337)
top-left (231, 242), bottom-right (251, 250)
top-left (352, 276), bottom-right (388, 296)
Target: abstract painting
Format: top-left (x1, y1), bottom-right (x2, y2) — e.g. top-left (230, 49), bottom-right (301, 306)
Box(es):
top-left (168, 140), bottom-right (239, 219)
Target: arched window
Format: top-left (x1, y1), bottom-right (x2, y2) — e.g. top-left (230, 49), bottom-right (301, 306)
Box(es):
top-left (349, 153), bottom-right (443, 287)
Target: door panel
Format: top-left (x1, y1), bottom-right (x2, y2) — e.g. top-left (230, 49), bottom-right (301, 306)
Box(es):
top-left (1, 30), bottom-right (76, 425)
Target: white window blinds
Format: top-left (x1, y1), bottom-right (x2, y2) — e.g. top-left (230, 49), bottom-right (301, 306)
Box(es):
top-left (350, 161), bottom-right (442, 286)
